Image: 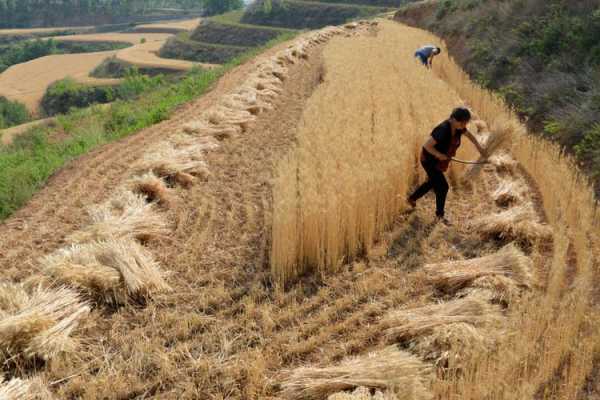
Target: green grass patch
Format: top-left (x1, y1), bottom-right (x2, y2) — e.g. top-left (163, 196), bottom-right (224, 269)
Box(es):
top-left (0, 32), bottom-right (297, 220)
top-left (0, 97), bottom-right (31, 129)
top-left (160, 33), bottom-right (251, 64)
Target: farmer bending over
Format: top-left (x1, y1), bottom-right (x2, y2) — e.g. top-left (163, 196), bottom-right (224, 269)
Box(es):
top-left (414, 45), bottom-right (441, 69)
top-left (408, 107), bottom-right (486, 224)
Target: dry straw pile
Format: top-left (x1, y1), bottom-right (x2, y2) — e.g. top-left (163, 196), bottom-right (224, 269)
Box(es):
top-left (328, 386), bottom-right (398, 400)
top-left (492, 178), bottom-right (527, 207)
top-left (0, 376), bottom-right (55, 400)
top-left (0, 283), bottom-right (89, 362)
top-left (423, 244), bottom-right (533, 294)
top-left (280, 346), bottom-right (432, 400)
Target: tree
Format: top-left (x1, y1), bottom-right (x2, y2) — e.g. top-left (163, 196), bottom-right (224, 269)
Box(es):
top-left (201, 0), bottom-right (243, 16)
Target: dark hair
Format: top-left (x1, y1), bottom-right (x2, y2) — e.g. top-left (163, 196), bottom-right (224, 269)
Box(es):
top-left (435, 47), bottom-right (442, 54)
top-left (450, 107), bottom-right (471, 122)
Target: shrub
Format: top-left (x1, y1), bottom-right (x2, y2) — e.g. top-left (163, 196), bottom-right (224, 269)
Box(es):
top-left (0, 96), bottom-right (30, 129)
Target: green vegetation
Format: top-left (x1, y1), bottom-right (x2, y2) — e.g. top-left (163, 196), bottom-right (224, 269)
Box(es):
top-left (160, 33), bottom-right (251, 64)
top-left (0, 38), bottom-right (129, 73)
top-left (91, 56), bottom-right (179, 78)
top-left (396, 0), bottom-right (600, 193)
top-left (191, 19), bottom-right (293, 47)
top-left (0, 33), bottom-right (296, 220)
top-left (302, 0), bottom-right (410, 6)
top-left (0, 0), bottom-right (242, 28)
top-left (0, 97), bottom-right (30, 129)
top-left (242, 0), bottom-right (389, 29)
top-left (41, 71), bottom-right (165, 116)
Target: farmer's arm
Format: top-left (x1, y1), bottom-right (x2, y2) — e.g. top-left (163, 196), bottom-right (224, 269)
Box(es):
top-left (464, 130), bottom-right (488, 158)
top-left (428, 54), bottom-right (434, 68)
top-left (424, 137), bottom-right (449, 161)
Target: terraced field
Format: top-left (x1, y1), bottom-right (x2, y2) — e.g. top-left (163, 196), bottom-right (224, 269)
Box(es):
top-left (0, 18), bottom-right (598, 400)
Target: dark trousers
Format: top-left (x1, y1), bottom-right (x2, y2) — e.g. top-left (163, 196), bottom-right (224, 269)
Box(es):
top-left (409, 160), bottom-right (449, 217)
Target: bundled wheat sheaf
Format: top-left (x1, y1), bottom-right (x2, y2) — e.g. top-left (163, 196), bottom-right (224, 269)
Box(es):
top-left (488, 151), bottom-right (519, 174)
top-left (280, 346), bottom-right (432, 400)
top-left (181, 25), bottom-right (357, 141)
top-left (127, 171), bottom-right (175, 207)
top-left (328, 386), bottom-right (398, 400)
top-left (456, 274), bottom-right (521, 305)
top-left (40, 239), bottom-right (171, 303)
top-left (0, 283), bottom-right (89, 361)
top-left (423, 244), bottom-right (533, 293)
top-left (470, 204), bottom-right (553, 244)
top-left (68, 190), bottom-right (170, 243)
top-left (0, 376), bottom-right (55, 400)
top-left (383, 296), bottom-right (501, 341)
top-left (492, 178), bottom-right (526, 207)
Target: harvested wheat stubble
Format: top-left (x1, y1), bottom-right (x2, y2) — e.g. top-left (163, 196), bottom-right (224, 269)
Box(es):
top-left (280, 346), bottom-right (432, 400)
top-left (383, 296), bottom-right (501, 341)
top-left (470, 204), bottom-right (553, 244)
top-left (423, 244), bottom-right (533, 293)
top-left (67, 190), bottom-right (170, 243)
top-left (136, 140), bottom-right (211, 186)
top-left (127, 172), bottom-right (175, 207)
top-left (0, 376), bottom-right (55, 400)
top-left (0, 284), bottom-right (89, 361)
top-left (40, 239), bottom-right (171, 304)
top-left (492, 178), bottom-right (527, 207)
top-left (328, 386), bottom-right (397, 400)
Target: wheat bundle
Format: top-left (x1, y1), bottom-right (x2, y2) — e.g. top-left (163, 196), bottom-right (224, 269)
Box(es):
top-left (222, 91), bottom-right (272, 116)
top-left (457, 275), bottom-right (521, 305)
top-left (344, 22), bottom-right (359, 30)
top-left (0, 282), bottom-right (30, 317)
top-left (384, 296), bottom-right (500, 341)
top-left (136, 142), bottom-right (210, 185)
top-left (0, 376), bottom-right (55, 400)
top-left (471, 119), bottom-right (488, 133)
top-left (492, 179), bottom-right (526, 207)
top-left (423, 244), bottom-right (533, 293)
top-left (409, 322), bottom-right (495, 370)
top-left (68, 190), bottom-right (170, 243)
top-left (470, 204), bottom-right (553, 244)
top-left (489, 151), bottom-right (519, 174)
top-left (41, 240), bottom-right (171, 303)
top-left (280, 346), bottom-right (432, 400)
top-left (328, 386), bottom-right (397, 400)
top-left (0, 284), bottom-right (89, 361)
top-left (182, 119), bottom-right (242, 139)
top-left (258, 60), bottom-right (289, 81)
top-left (462, 118), bottom-right (512, 181)
top-left (127, 172), bottom-right (174, 207)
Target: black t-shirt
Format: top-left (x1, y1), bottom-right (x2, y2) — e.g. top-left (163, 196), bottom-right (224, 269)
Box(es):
top-left (422, 120), bottom-right (465, 163)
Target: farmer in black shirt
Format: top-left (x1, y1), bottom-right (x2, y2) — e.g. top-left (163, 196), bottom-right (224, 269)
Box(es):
top-left (408, 107), bottom-right (487, 224)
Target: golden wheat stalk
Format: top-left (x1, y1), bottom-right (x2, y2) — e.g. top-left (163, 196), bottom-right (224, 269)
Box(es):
top-left (0, 284), bottom-right (89, 362)
top-left (462, 117), bottom-right (512, 180)
top-left (68, 190), bottom-right (170, 244)
top-left (280, 346), bottom-right (433, 400)
top-left (423, 244), bottom-right (533, 293)
top-left (328, 386), bottom-right (398, 400)
top-left (383, 296), bottom-right (500, 341)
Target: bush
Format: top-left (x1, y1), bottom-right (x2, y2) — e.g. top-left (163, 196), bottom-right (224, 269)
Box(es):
top-left (160, 35), bottom-right (250, 64)
top-left (0, 96), bottom-right (30, 129)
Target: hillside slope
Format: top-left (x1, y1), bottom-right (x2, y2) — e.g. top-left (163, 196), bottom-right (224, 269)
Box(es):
top-left (395, 0), bottom-right (600, 194)
top-left (0, 18), bottom-right (598, 400)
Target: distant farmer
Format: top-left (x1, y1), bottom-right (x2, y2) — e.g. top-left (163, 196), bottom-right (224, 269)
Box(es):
top-left (407, 107), bottom-right (487, 224)
top-left (414, 45), bottom-right (441, 69)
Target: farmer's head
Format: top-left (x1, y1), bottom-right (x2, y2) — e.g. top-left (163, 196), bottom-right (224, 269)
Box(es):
top-left (434, 47), bottom-right (441, 55)
top-left (450, 107), bottom-right (471, 130)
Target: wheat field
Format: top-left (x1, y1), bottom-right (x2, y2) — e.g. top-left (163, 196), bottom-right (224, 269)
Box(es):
top-left (0, 17), bottom-right (598, 399)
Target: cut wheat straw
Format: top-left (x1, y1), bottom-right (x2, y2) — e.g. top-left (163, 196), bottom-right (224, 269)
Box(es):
top-left (463, 117), bottom-right (513, 181)
top-left (0, 284), bottom-right (89, 361)
top-left (409, 322), bottom-right (496, 370)
top-left (40, 239), bottom-right (171, 303)
top-left (280, 346), bottom-right (432, 400)
top-left (328, 386), bottom-right (397, 400)
top-left (0, 376), bottom-right (55, 400)
top-left (423, 244), bottom-right (533, 293)
top-left (127, 172), bottom-right (174, 207)
top-left (492, 179), bottom-right (527, 207)
top-left (384, 296), bottom-right (500, 341)
top-left (457, 275), bottom-right (521, 305)
top-left (489, 151), bottom-right (519, 174)
top-left (470, 204), bottom-right (553, 244)
top-left (68, 190), bottom-right (170, 243)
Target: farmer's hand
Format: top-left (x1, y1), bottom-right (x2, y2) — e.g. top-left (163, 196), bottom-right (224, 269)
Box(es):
top-left (437, 154), bottom-right (450, 161)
